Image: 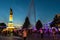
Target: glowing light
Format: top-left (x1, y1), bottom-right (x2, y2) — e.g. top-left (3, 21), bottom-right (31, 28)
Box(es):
top-left (7, 8), bottom-right (14, 32)
top-left (58, 28), bottom-right (60, 31)
top-left (7, 27), bottom-right (14, 28)
top-left (9, 15), bottom-right (13, 21)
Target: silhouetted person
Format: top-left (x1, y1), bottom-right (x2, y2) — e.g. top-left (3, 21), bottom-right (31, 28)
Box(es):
top-left (40, 29), bottom-right (43, 39)
top-left (47, 29), bottom-right (50, 35)
top-left (46, 29), bottom-right (50, 40)
top-left (52, 28), bottom-right (56, 40)
top-left (22, 28), bottom-right (28, 40)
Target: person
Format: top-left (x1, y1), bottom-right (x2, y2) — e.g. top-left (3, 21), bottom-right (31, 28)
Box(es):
top-left (47, 29), bottom-right (50, 40)
top-left (22, 28), bottom-right (28, 40)
top-left (40, 29), bottom-right (43, 39)
top-left (52, 28), bottom-right (56, 40)
top-left (46, 29), bottom-right (50, 36)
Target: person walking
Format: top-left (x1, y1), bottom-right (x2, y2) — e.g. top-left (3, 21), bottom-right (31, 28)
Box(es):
top-left (40, 29), bottom-right (44, 40)
top-left (22, 28), bottom-right (28, 40)
top-left (52, 28), bottom-right (56, 40)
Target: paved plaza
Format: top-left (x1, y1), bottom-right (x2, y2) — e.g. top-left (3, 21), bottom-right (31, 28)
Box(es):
top-left (0, 33), bottom-right (60, 40)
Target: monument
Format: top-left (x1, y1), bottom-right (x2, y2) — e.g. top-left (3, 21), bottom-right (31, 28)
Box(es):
top-left (7, 8), bottom-right (14, 31)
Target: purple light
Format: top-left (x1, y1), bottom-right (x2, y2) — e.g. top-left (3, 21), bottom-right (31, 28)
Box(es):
top-left (32, 26), bottom-right (37, 30)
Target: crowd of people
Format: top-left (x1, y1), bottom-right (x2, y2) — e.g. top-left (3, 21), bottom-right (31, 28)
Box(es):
top-left (13, 28), bottom-right (60, 40)
top-left (0, 27), bottom-right (60, 40)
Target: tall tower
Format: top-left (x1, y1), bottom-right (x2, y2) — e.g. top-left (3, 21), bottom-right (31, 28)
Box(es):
top-left (7, 8), bottom-right (14, 31)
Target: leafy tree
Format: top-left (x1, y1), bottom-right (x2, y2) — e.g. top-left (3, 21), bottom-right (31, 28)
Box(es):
top-left (36, 20), bottom-right (42, 30)
top-left (0, 23), bottom-right (6, 28)
top-left (0, 23), bottom-right (6, 31)
top-left (22, 16), bottom-right (31, 29)
top-left (50, 21), bottom-right (55, 27)
top-left (50, 14), bottom-right (60, 28)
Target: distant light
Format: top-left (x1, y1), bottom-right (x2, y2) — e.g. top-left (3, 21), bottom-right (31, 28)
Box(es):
top-left (52, 27), bottom-right (55, 29)
top-left (58, 28), bottom-right (60, 31)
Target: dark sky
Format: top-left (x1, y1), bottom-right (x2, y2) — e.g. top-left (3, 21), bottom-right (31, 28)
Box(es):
top-left (0, 0), bottom-right (60, 26)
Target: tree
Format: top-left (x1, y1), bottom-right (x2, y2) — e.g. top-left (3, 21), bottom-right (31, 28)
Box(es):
top-left (22, 16), bottom-right (31, 29)
top-left (50, 21), bottom-right (55, 27)
top-left (0, 23), bottom-right (6, 28)
top-left (50, 14), bottom-right (60, 28)
top-left (0, 23), bottom-right (6, 31)
top-left (36, 20), bottom-right (42, 30)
